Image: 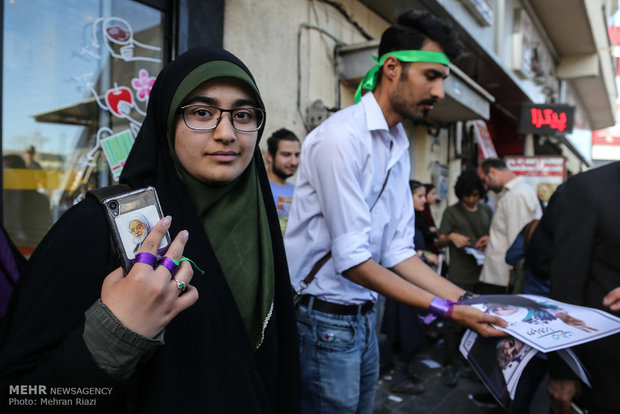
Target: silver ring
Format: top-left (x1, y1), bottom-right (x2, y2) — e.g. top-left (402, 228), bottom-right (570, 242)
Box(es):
top-left (173, 278), bottom-right (187, 291)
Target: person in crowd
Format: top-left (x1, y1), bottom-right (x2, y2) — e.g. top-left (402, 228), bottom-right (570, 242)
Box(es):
top-left (0, 47), bottom-right (300, 413)
top-left (477, 158), bottom-right (542, 294)
top-left (284, 10), bottom-right (506, 414)
top-left (422, 183), bottom-right (439, 252)
top-left (505, 219), bottom-right (540, 295)
top-left (0, 225), bottom-right (26, 320)
top-left (436, 169), bottom-right (492, 387)
top-left (265, 128), bottom-right (301, 234)
top-left (382, 181), bottom-right (436, 395)
top-left (23, 145), bottom-right (41, 170)
top-left (546, 161), bottom-right (620, 414)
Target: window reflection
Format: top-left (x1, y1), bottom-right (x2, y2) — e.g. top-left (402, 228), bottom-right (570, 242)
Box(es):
top-left (3, 0), bottom-right (165, 254)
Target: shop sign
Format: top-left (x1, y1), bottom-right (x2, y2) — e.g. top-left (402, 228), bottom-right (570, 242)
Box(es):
top-left (591, 129), bottom-right (620, 161)
top-left (520, 104), bottom-right (575, 135)
top-left (505, 156), bottom-right (566, 204)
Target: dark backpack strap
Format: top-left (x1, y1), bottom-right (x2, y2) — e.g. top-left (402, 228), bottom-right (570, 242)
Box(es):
top-left (297, 166), bottom-right (392, 296)
top-left (86, 184), bottom-right (132, 203)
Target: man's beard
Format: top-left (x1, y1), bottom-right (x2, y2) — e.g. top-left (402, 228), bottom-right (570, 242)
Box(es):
top-left (133, 233), bottom-right (147, 244)
top-left (391, 90), bottom-right (436, 122)
top-left (272, 163), bottom-right (293, 180)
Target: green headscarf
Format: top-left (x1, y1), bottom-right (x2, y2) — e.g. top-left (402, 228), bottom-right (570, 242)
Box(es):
top-left (166, 61), bottom-right (274, 350)
top-left (354, 50), bottom-right (450, 103)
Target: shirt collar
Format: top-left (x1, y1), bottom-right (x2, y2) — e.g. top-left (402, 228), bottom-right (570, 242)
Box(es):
top-left (361, 92), bottom-right (389, 132)
top-left (360, 92), bottom-right (409, 149)
top-left (504, 175), bottom-right (523, 191)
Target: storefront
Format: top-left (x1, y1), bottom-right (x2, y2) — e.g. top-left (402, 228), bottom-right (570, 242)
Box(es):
top-left (1, 0), bottom-right (222, 254)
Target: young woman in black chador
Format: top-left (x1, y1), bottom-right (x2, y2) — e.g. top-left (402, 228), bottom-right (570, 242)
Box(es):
top-left (0, 47), bottom-right (300, 413)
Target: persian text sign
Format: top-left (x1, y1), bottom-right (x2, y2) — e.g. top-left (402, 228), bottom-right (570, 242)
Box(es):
top-left (520, 104), bottom-right (575, 135)
top-left (505, 156), bottom-right (565, 204)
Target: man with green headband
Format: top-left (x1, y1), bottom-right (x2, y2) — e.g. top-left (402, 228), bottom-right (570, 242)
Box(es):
top-left (285, 10), bottom-right (507, 414)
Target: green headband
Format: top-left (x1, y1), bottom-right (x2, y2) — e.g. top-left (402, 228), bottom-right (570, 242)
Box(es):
top-left (354, 50), bottom-right (450, 103)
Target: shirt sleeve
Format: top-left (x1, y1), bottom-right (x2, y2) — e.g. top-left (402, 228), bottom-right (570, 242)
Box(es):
top-left (439, 207), bottom-right (455, 236)
top-left (380, 167), bottom-right (415, 268)
top-left (83, 299), bottom-right (164, 381)
top-left (303, 124), bottom-right (373, 274)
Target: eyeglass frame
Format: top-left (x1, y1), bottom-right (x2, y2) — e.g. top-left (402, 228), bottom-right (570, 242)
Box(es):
top-left (179, 104), bottom-right (265, 133)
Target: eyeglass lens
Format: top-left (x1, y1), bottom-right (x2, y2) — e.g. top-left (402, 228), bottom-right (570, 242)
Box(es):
top-left (182, 105), bottom-right (263, 132)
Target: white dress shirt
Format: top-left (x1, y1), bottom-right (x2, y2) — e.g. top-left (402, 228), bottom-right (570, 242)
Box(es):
top-left (479, 176), bottom-right (543, 287)
top-left (284, 93), bottom-right (416, 305)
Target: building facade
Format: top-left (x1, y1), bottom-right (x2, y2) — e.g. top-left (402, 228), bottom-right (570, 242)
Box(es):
top-left (1, 0), bottom-right (617, 253)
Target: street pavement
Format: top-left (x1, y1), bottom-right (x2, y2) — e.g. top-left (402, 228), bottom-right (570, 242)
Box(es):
top-left (373, 331), bottom-right (551, 413)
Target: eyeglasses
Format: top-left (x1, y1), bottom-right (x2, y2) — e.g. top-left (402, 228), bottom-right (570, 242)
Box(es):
top-left (179, 104), bottom-right (265, 132)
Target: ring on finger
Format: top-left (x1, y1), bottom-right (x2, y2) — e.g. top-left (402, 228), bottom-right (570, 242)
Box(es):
top-left (157, 257), bottom-right (179, 276)
top-left (173, 278), bottom-right (187, 291)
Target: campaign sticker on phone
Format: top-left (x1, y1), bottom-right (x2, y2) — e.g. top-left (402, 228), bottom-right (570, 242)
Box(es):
top-left (114, 205), bottom-right (166, 260)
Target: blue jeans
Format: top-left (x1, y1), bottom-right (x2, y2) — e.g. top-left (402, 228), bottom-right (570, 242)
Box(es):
top-left (296, 298), bottom-right (379, 414)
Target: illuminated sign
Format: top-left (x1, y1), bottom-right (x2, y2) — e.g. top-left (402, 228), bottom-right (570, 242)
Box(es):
top-left (519, 104), bottom-right (575, 135)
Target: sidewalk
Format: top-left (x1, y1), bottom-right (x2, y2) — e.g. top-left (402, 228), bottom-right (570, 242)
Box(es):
top-left (373, 333), bottom-right (551, 413)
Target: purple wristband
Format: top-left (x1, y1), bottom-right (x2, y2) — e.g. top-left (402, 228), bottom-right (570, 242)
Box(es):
top-left (157, 257), bottom-right (179, 276)
top-left (133, 252), bottom-right (157, 268)
top-left (429, 297), bottom-right (455, 319)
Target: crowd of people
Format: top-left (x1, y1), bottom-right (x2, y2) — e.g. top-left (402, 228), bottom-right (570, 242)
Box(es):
top-left (0, 8), bottom-right (618, 414)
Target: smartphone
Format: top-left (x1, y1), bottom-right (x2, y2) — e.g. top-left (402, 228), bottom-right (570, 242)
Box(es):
top-left (102, 186), bottom-right (170, 273)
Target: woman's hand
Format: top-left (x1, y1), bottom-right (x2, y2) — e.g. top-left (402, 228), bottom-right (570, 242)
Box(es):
top-left (101, 216), bottom-right (199, 338)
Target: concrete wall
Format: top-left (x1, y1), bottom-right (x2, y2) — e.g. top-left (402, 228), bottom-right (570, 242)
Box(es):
top-left (223, 0), bottom-right (387, 151)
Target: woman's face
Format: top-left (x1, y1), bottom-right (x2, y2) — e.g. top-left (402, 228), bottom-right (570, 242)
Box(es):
top-left (174, 78), bottom-right (259, 185)
top-left (412, 187), bottom-right (426, 211)
top-left (426, 187), bottom-right (438, 204)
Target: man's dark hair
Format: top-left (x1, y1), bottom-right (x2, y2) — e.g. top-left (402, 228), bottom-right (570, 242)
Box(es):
top-left (266, 128), bottom-right (300, 157)
top-left (454, 169), bottom-right (485, 200)
top-left (480, 158), bottom-right (508, 175)
top-left (377, 10), bottom-right (463, 84)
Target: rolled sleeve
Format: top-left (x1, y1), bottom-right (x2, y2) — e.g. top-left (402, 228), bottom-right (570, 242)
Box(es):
top-left (83, 299), bottom-right (164, 381)
top-left (382, 238), bottom-right (415, 268)
top-left (331, 231), bottom-right (372, 273)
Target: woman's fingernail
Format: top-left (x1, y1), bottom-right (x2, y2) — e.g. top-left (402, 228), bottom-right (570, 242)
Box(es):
top-left (181, 230), bottom-right (189, 240)
top-left (162, 216), bottom-right (172, 228)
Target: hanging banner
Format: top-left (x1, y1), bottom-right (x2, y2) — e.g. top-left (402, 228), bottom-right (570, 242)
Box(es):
top-left (505, 155), bottom-right (566, 204)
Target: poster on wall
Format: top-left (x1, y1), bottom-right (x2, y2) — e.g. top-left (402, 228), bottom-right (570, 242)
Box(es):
top-left (504, 156), bottom-right (566, 204)
top-left (473, 120), bottom-right (498, 159)
top-left (430, 162), bottom-right (450, 201)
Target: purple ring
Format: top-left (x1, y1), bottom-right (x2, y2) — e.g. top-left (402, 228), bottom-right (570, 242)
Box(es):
top-left (157, 256), bottom-right (179, 276)
top-left (133, 252), bottom-right (157, 268)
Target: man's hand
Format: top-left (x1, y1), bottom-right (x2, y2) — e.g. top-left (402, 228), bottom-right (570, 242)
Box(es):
top-left (449, 232), bottom-right (471, 248)
top-left (450, 304), bottom-right (507, 337)
top-left (603, 287), bottom-right (620, 311)
top-left (547, 378), bottom-right (580, 414)
top-left (101, 216), bottom-right (199, 338)
top-left (475, 235), bottom-right (489, 251)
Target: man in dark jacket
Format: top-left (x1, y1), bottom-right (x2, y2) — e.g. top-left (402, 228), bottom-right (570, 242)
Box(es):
top-left (547, 162), bottom-right (620, 414)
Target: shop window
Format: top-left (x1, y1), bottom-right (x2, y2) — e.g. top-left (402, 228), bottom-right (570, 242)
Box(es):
top-left (2, 0), bottom-right (166, 254)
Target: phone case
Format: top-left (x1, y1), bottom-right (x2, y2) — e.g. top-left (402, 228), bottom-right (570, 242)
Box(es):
top-left (102, 186), bottom-right (170, 273)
